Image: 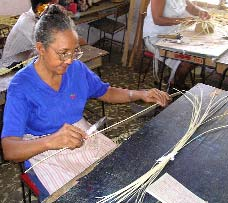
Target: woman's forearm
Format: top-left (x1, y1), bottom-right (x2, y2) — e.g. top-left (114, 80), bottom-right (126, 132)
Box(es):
top-left (2, 136), bottom-right (51, 162)
top-left (186, 0), bottom-right (204, 16)
top-left (152, 16), bottom-right (185, 26)
top-left (99, 87), bottom-right (145, 104)
top-left (2, 124), bottom-right (87, 162)
top-left (151, 0), bottom-right (185, 26)
top-left (99, 87), bottom-right (171, 107)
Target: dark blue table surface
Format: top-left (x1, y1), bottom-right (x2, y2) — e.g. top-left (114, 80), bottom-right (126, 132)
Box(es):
top-left (53, 84), bottom-right (228, 203)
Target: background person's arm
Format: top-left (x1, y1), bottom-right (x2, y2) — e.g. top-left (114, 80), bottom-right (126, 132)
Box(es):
top-left (151, 0), bottom-right (186, 26)
top-left (186, 0), bottom-right (210, 19)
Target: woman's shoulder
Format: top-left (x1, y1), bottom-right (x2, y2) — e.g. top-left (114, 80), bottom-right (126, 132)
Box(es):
top-left (13, 8), bottom-right (36, 31)
top-left (9, 61), bottom-right (35, 88)
top-left (68, 60), bottom-right (89, 72)
top-left (18, 8), bottom-right (36, 22)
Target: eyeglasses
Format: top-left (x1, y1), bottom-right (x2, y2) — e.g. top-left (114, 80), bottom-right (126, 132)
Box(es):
top-left (51, 47), bottom-right (84, 61)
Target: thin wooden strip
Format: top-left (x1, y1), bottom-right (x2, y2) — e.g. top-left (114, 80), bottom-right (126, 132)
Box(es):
top-left (121, 0), bottom-right (136, 66)
top-left (128, 0), bottom-right (149, 68)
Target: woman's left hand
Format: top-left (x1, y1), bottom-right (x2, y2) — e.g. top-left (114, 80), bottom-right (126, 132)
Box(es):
top-left (141, 88), bottom-right (171, 107)
top-left (199, 10), bottom-right (210, 20)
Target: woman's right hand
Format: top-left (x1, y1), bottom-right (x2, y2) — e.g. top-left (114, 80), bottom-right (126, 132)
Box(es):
top-left (49, 123), bottom-right (88, 150)
top-left (198, 10), bottom-right (210, 20)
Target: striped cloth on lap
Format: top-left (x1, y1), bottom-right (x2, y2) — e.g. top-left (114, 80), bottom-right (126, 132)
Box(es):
top-left (23, 118), bottom-right (117, 195)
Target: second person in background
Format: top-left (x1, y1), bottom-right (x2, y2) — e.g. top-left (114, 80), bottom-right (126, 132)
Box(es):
top-left (143, 0), bottom-right (210, 90)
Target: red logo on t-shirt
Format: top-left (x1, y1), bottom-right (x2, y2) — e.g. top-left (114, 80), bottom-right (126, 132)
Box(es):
top-left (70, 94), bottom-right (76, 99)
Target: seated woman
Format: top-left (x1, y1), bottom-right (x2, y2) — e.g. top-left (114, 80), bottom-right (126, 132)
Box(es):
top-left (143, 0), bottom-right (210, 90)
top-left (0, 0), bottom-right (59, 68)
top-left (1, 5), bottom-right (170, 201)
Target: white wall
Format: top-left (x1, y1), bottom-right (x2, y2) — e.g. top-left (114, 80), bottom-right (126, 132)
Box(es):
top-left (0, 0), bottom-right (31, 15)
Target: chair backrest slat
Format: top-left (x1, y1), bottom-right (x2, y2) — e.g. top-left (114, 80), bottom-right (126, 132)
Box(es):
top-left (115, 2), bottom-right (130, 18)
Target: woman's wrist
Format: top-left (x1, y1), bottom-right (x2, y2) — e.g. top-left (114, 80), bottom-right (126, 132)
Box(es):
top-left (128, 90), bottom-right (148, 102)
top-left (42, 133), bottom-right (55, 150)
top-left (173, 18), bottom-right (182, 25)
top-left (128, 90), bottom-right (134, 102)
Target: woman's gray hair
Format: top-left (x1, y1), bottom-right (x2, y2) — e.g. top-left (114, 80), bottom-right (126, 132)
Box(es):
top-left (35, 4), bottom-right (76, 48)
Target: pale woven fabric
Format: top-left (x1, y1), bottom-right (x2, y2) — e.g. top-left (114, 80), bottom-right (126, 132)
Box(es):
top-left (144, 36), bottom-right (180, 82)
top-left (0, 8), bottom-right (37, 67)
top-left (143, 0), bottom-right (188, 82)
top-left (23, 118), bottom-right (117, 195)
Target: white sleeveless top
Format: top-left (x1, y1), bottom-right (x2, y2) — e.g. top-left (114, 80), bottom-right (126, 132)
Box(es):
top-left (143, 0), bottom-right (187, 40)
top-left (0, 8), bottom-right (37, 67)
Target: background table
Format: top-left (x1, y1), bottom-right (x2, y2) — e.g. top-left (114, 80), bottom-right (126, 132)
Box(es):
top-left (156, 26), bottom-right (228, 68)
top-left (155, 25), bottom-right (228, 88)
top-left (72, 0), bottom-right (129, 25)
top-left (45, 83), bottom-right (228, 203)
top-left (216, 50), bottom-right (228, 74)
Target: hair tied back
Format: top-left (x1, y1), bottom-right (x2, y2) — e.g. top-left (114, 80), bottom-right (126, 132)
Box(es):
top-left (44, 4), bottom-right (65, 16)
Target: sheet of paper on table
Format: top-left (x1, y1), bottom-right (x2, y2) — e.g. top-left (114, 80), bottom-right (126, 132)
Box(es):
top-left (146, 173), bottom-right (208, 203)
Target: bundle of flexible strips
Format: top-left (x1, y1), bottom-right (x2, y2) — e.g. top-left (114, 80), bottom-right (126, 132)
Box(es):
top-left (179, 7), bottom-right (228, 35)
top-left (0, 57), bottom-right (33, 76)
top-left (96, 87), bottom-right (228, 203)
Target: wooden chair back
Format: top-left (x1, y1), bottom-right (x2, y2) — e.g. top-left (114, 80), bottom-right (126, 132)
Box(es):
top-left (115, 2), bottom-right (130, 18)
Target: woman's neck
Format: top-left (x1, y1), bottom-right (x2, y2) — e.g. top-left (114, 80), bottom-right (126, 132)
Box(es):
top-left (34, 59), bottom-right (62, 91)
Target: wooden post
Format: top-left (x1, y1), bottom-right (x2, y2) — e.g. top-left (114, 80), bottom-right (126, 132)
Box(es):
top-left (128, 0), bottom-right (149, 68)
top-left (121, 0), bottom-right (136, 67)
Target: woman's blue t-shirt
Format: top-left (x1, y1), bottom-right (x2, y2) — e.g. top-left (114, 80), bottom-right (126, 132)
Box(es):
top-left (1, 60), bottom-right (109, 137)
